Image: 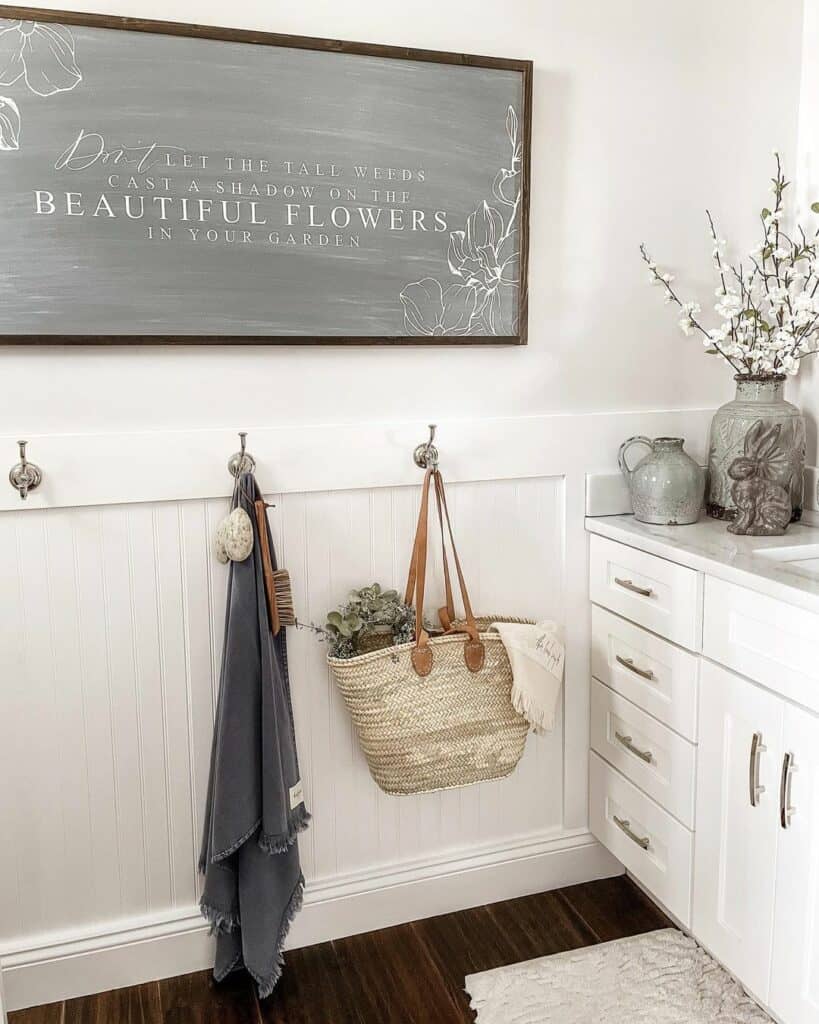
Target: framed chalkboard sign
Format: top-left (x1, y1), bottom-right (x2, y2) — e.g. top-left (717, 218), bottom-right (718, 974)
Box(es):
top-left (0, 7), bottom-right (532, 344)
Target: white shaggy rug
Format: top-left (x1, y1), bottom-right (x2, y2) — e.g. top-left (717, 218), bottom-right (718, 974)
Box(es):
top-left (465, 929), bottom-right (772, 1024)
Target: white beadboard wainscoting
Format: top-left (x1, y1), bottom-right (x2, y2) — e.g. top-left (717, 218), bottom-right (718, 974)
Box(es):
top-left (0, 409), bottom-right (713, 1014)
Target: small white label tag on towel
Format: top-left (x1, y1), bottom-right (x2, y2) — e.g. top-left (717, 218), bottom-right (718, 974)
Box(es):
top-left (534, 625), bottom-right (565, 680)
top-left (289, 779), bottom-right (304, 810)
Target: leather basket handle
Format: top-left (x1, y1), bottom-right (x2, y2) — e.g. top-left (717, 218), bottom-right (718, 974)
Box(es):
top-left (404, 470), bottom-right (456, 632)
top-left (404, 469), bottom-right (485, 676)
top-left (406, 469), bottom-right (434, 676)
top-left (433, 472), bottom-right (485, 672)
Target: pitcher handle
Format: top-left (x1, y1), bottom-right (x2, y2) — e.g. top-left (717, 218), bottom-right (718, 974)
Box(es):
top-left (618, 436), bottom-right (654, 479)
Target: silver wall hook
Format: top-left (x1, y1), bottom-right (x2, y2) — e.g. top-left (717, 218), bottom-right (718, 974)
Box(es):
top-left (227, 431), bottom-right (256, 479)
top-left (9, 440), bottom-right (43, 500)
top-left (413, 423), bottom-right (439, 470)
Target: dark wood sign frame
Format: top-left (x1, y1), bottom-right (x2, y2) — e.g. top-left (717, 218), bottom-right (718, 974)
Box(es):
top-left (0, 5), bottom-right (532, 345)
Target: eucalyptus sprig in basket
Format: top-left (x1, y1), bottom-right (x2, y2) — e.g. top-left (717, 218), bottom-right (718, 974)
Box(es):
top-left (320, 583), bottom-right (417, 659)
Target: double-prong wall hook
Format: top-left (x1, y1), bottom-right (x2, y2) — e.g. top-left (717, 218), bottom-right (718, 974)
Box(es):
top-left (227, 431), bottom-right (256, 479)
top-left (413, 423), bottom-right (439, 471)
top-left (9, 440), bottom-right (42, 500)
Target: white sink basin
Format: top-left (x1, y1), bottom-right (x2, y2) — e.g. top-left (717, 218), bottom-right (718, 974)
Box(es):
top-left (754, 543), bottom-right (819, 580)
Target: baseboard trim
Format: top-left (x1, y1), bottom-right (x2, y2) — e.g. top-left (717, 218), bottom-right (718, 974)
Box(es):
top-left (1, 829), bottom-right (621, 1012)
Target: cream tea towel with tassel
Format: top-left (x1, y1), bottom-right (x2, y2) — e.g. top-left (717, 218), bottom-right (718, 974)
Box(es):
top-left (491, 620), bottom-right (565, 734)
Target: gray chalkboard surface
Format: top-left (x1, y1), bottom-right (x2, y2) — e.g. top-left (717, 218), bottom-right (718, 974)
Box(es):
top-left (0, 8), bottom-right (531, 344)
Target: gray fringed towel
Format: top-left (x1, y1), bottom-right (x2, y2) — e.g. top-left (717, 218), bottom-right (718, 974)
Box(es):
top-left (199, 472), bottom-right (309, 998)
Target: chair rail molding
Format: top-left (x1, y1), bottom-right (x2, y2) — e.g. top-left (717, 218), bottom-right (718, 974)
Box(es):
top-left (0, 409), bottom-right (714, 513)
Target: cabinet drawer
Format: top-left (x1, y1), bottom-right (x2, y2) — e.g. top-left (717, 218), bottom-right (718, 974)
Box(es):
top-left (590, 680), bottom-right (696, 827)
top-left (591, 605), bottom-right (699, 740)
top-left (703, 576), bottom-right (819, 715)
top-left (589, 752), bottom-right (693, 927)
top-left (589, 535), bottom-right (702, 649)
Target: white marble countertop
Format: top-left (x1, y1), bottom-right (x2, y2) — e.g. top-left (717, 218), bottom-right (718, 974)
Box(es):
top-left (586, 513), bottom-right (819, 616)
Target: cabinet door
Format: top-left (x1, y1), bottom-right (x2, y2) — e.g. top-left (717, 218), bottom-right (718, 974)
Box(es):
top-left (770, 702), bottom-right (819, 1024)
top-left (693, 660), bottom-right (783, 1004)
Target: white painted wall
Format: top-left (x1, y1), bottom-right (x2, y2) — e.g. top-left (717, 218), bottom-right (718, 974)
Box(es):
top-left (795, 0), bottom-right (819, 463)
top-left (0, 0), bottom-right (805, 437)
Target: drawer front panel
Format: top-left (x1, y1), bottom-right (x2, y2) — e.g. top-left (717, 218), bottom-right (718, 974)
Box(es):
top-left (590, 680), bottom-right (696, 827)
top-left (703, 576), bottom-right (819, 716)
top-left (591, 605), bottom-right (699, 740)
top-left (589, 752), bottom-right (693, 927)
top-left (589, 535), bottom-right (702, 649)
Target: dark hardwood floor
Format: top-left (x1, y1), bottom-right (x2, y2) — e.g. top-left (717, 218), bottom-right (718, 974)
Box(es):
top-left (9, 875), bottom-right (672, 1024)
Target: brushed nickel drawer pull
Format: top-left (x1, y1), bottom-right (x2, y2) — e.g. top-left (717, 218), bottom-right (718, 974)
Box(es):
top-left (614, 577), bottom-right (653, 598)
top-left (749, 731), bottom-right (767, 808)
top-left (613, 814), bottom-right (650, 850)
top-left (615, 731), bottom-right (653, 763)
top-left (780, 752), bottom-right (797, 829)
top-left (615, 655), bottom-right (655, 681)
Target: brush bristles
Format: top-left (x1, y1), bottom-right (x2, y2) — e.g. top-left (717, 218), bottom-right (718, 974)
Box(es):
top-left (272, 569), bottom-right (297, 627)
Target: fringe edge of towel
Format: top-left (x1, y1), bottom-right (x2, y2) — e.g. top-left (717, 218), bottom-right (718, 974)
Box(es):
top-left (201, 804), bottom-right (312, 869)
top-left (198, 805), bottom-right (311, 943)
top-left (511, 685), bottom-right (554, 736)
top-left (205, 873), bottom-right (306, 1000)
top-left (259, 805), bottom-right (311, 855)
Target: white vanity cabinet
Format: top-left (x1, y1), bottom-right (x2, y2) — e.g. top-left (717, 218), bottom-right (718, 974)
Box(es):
top-left (693, 660), bottom-right (783, 1004)
top-left (695, 661), bottom-right (819, 1020)
top-left (769, 701), bottom-right (819, 1024)
top-left (587, 517), bottom-right (819, 1024)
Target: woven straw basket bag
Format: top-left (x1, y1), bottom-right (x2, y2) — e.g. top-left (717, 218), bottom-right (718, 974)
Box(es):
top-left (329, 468), bottom-right (530, 795)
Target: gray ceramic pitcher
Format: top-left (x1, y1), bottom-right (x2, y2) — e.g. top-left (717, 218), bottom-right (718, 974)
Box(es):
top-left (618, 436), bottom-right (705, 526)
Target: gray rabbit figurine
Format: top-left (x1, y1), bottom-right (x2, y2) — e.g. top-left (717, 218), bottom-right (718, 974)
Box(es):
top-left (727, 420), bottom-right (792, 536)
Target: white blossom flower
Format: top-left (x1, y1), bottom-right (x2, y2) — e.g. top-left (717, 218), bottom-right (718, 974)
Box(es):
top-left (677, 302), bottom-right (700, 337)
top-left (715, 292), bottom-right (742, 319)
top-left (642, 156), bottom-right (818, 379)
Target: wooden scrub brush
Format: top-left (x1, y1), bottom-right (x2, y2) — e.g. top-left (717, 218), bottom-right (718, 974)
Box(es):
top-left (253, 499), bottom-right (297, 636)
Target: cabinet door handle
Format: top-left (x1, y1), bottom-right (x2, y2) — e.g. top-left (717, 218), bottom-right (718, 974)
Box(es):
top-left (749, 731), bottom-right (767, 808)
top-left (615, 731), bottom-right (653, 764)
top-left (614, 577), bottom-right (653, 598)
top-left (780, 752), bottom-right (797, 829)
top-left (613, 814), bottom-right (650, 850)
top-left (615, 654), bottom-right (655, 681)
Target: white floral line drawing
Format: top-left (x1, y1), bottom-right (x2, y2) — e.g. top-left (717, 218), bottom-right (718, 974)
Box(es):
top-left (0, 19), bottom-right (83, 151)
top-left (399, 104), bottom-right (522, 337)
top-left (0, 94), bottom-right (20, 150)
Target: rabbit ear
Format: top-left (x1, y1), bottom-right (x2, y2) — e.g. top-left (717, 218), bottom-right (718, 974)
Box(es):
top-left (755, 423), bottom-right (783, 461)
top-left (743, 420), bottom-right (766, 455)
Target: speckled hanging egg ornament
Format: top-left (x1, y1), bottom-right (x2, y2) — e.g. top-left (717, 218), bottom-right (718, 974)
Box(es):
top-left (215, 506), bottom-right (254, 563)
